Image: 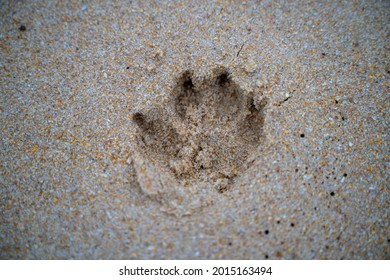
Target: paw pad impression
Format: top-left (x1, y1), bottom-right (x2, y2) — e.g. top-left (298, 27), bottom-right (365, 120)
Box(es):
top-left (131, 67), bottom-right (268, 215)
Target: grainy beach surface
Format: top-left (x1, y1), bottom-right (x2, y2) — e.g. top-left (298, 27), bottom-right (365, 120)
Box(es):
top-left (0, 0), bottom-right (388, 259)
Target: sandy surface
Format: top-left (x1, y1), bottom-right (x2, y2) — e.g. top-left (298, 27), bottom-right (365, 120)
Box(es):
top-left (0, 0), bottom-right (389, 259)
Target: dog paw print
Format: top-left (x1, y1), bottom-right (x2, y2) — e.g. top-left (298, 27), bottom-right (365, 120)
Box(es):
top-left (132, 67), bottom-right (268, 195)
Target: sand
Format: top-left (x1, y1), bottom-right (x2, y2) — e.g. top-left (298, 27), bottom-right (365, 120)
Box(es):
top-left (0, 0), bottom-right (388, 259)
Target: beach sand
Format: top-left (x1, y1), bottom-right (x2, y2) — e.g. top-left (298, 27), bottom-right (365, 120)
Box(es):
top-left (0, 0), bottom-right (388, 259)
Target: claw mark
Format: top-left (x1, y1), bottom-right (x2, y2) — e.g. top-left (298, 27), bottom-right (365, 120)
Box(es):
top-left (236, 42), bottom-right (245, 57)
top-left (274, 91), bottom-right (295, 107)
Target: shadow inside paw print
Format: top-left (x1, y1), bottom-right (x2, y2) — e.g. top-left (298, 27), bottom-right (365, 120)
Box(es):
top-left (133, 67), bottom-right (267, 187)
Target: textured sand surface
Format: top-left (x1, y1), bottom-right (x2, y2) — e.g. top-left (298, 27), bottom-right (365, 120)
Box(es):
top-left (0, 0), bottom-right (389, 259)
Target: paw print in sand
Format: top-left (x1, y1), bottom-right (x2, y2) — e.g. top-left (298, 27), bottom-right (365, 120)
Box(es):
top-left (131, 67), bottom-right (268, 215)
